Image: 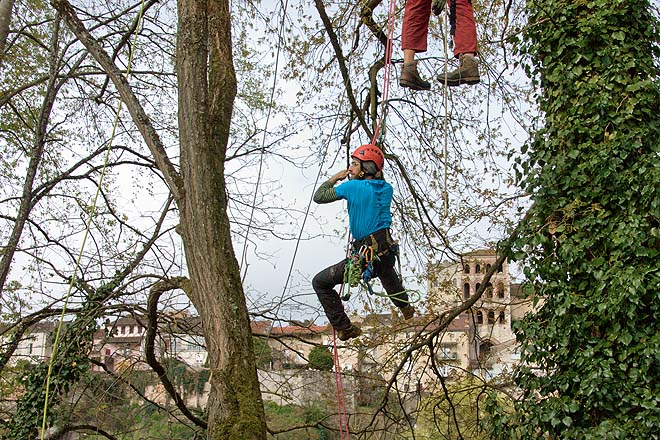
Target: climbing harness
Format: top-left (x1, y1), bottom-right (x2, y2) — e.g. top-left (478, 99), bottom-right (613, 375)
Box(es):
top-left (341, 234), bottom-right (422, 305)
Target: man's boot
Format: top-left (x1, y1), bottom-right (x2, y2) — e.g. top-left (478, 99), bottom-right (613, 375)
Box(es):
top-left (400, 61), bottom-right (431, 91)
top-left (400, 304), bottom-right (415, 320)
top-left (337, 324), bottom-right (362, 341)
top-left (441, 53), bottom-right (480, 87)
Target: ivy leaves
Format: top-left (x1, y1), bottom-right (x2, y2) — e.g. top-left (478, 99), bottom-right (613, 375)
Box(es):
top-left (489, 0), bottom-right (660, 438)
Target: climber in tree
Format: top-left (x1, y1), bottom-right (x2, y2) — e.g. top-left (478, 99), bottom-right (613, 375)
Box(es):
top-left (312, 144), bottom-right (414, 341)
top-left (400, 0), bottom-right (480, 91)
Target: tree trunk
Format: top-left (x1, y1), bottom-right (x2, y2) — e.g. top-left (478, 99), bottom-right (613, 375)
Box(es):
top-left (0, 0), bottom-right (15, 68)
top-left (0, 14), bottom-right (59, 294)
top-left (176, 0), bottom-right (267, 438)
top-left (52, 0), bottom-right (267, 436)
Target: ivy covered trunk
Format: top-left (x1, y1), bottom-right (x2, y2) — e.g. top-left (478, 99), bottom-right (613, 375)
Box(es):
top-left (176, 0), bottom-right (266, 438)
top-left (489, 0), bottom-right (660, 438)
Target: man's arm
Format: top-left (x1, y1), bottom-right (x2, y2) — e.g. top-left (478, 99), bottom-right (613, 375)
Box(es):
top-left (313, 180), bottom-right (339, 204)
top-left (313, 169), bottom-right (350, 204)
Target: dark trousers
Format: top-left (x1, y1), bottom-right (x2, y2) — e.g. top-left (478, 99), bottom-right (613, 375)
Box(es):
top-left (312, 251), bottom-right (408, 330)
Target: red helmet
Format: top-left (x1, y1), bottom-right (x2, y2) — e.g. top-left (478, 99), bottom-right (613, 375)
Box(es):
top-left (351, 144), bottom-right (385, 171)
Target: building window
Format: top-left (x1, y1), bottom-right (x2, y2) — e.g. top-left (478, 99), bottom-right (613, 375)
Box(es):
top-left (476, 311), bottom-right (483, 324)
top-left (479, 341), bottom-right (493, 361)
top-left (497, 282), bottom-right (505, 299)
top-left (486, 264), bottom-right (491, 272)
top-left (476, 283), bottom-right (481, 294)
top-left (498, 311), bottom-right (506, 324)
top-left (487, 311), bottom-right (495, 324)
top-left (485, 282), bottom-right (493, 298)
top-left (463, 264), bottom-right (470, 274)
top-left (475, 264), bottom-right (481, 274)
top-left (497, 263), bottom-right (503, 273)
top-left (463, 283), bottom-right (470, 299)
top-left (438, 346), bottom-right (457, 360)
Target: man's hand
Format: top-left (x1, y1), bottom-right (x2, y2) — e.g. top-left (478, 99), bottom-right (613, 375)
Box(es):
top-left (329, 169), bottom-right (350, 184)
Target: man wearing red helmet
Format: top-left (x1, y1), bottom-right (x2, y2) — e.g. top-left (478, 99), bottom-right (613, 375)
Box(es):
top-left (312, 144), bottom-right (414, 341)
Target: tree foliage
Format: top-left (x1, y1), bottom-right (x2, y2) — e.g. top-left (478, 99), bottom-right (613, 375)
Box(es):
top-left (308, 344), bottom-right (333, 371)
top-left (0, 0), bottom-right (598, 437)
top-left (488, 0), bottom-right (660, 438)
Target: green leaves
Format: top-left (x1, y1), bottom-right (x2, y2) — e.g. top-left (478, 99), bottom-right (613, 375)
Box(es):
top-left (307, 345), bottom-right (333, 371)
top-left (487, 0), bottom-right (660, 438)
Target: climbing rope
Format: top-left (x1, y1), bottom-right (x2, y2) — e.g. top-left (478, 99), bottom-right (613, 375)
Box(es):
top-left (442, 1), bottom-right (451, 217)
top-left (337, 230), bottom-right (353, 300)
top-left (255, 94), bottom-right (346, 363)
top-left (368, 287), bottom-right (423, 304)
top-left (332, 328), bottom-right (351, 440)
top-left (40, 1), bottom-right (147, 438)
top-left (332, 2), bottom-right (398, 437)
top-left (370, 0), bottom-right (398, 145)
top-left (239, 0), bottom-right (290, 278)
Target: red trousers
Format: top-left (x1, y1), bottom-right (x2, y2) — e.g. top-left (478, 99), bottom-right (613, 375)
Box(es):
top-left (401, 0), bottom-right (478, 57)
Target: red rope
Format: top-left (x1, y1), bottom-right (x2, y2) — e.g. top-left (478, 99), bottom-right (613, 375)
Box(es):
top-left (332, 328), bottom-right (350, 439)
top-left (332, 2), bottom-right (398, 438)
top-left (371, 0), bottom-right (398, 145)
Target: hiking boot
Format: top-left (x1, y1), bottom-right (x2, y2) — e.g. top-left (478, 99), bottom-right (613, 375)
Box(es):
top-left (441, 53), bottom-right (480, 87)
top-left (400, 61), bottom-right (431, 91)
top-left (400, 305), bottom-right (415, 320)
top-left (337, 324), bottom-right (362, 341)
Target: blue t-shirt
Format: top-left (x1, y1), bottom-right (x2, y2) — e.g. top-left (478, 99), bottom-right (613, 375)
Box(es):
top-left (335, 179), bottom-right (393, 240)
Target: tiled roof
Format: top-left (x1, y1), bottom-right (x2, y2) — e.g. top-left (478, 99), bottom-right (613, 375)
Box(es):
top-left (270, 324), bottom-right (331, 335)
top-left (461, 248), bottom-right (497, 257)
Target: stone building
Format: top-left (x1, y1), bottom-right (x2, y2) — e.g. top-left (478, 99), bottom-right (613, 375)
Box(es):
top-left (428, 248), bottom-right (536, 378)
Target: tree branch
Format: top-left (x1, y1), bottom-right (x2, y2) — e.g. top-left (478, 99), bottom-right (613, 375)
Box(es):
top-left (368, 207), bottom-right (532, 427)
top-left (51, 0), bottom-right (184, 202)
top-left (145, 276), bottom-right (207, 429)
top-left (314, 0), bottom-right (372, 139)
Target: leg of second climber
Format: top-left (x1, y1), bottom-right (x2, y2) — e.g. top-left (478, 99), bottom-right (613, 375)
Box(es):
top-left (442, 0), bottom-right (480, 86)
top-left (400, 0), bottom-right (432, 91)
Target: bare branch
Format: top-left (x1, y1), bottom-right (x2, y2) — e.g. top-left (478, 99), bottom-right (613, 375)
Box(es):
top-left (145, 276), bottom-right (207, 429)
top-left (51, 0), bottom-right (184, 201)
top-left (314, 0), bottom-right (372, 139)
